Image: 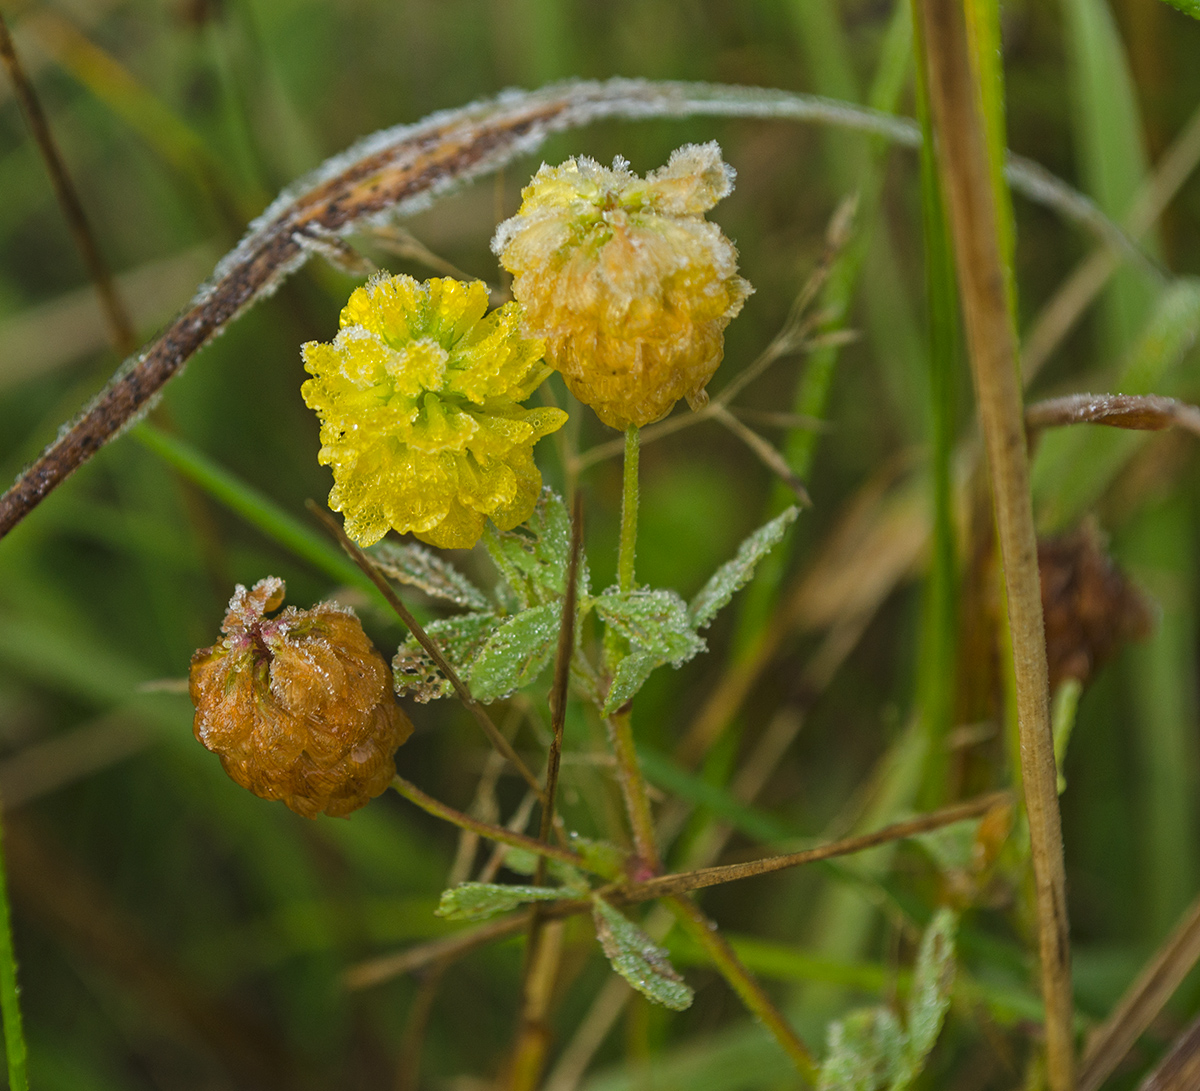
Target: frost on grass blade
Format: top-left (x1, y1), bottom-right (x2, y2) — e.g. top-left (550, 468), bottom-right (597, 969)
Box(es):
top-left (435, 882), bottom-right (572, 922)
top-left (369, 541), bottom-right (491, 611)
top-left (689, 506), bottom-right (799, 630)
top-left (468, 602), bottom-right (561, 703)
top-left (591, 897), bottom-right (693, 1011)
top-left (393, 613), bottom-right (501, 702)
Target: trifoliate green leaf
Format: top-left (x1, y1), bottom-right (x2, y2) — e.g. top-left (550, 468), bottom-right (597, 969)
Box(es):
top-left (591, 897), bottom-right (693, 1011)
top-left (689, 507), bottom-right (799, 630)
top-left (435, 882), bottom-right (573, 922)
top-left (393, 612), bottom-right (502, 702)
top-left (469, 603), bottom-right (561, 702)
top-left (593, 589), bottom-right (705, 663)
top-left (369, 540), bottom-right (492, 610)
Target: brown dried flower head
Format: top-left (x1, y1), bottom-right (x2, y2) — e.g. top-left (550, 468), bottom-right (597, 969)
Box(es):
top-left (189, 577), bottom-right (412, 818)
top-left (1039, 523), bottom-right (1154, 691)
top-left (492, 141), bottom-right (753, 429)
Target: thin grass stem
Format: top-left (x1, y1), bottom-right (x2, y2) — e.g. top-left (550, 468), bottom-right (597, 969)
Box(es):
top-left (665, 895), bottom-right (818, 1084)
top-left (309, 503), bottom-right (546, 800)
top-left (389, 776), bottom-right (583, 872)
top-left (0, 13), bottom-right (136, 357)
top-left (0, 817), bottom-right (28, 1091)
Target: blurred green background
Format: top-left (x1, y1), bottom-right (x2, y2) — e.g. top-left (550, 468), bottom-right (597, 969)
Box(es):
top-left (2, 0), bottom-right (1200, 1087)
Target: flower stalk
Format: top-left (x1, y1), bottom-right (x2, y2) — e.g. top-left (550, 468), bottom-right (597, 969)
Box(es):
top-left (618, 425), bottom-right (640, 594)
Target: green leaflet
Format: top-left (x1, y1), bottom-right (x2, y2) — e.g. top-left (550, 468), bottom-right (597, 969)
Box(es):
top-left (902, 909), bottom-right (958, 1078)
top-left (602, 651), bottom-right (660, 716)
top-left (566, 834), bottom-right (626, 881)
top-left (594, 589), bottom-right (706, 713)
top-left (816, 909), bottom-right (958, 1091)
top-left (435, 882), bottom-right (572, 922)
top-left (468, 602), bottom-right (560, 702)
top-left (593, 589), bottom-right (704, 663)
top-left (369, 541), bottom-right (492, 611)
top-left (393, 613), bottom-right (502, 702)
top-left (591, 897), bottom-right (694, 1011)
top-left (1156, 0), bottom-right (1200, 16)
top-left (490, 488), bottom-right (586, 601)
top-left (688, 507), bottom-right (800, 631)
top-left (819, 1008), bottom-right (906, 1091)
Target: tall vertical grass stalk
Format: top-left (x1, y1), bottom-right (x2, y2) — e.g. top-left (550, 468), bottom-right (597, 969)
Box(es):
top-left (918, 1), bottom-right (1075, 1087)
top-left (0, 819), bottom-right (29, 1091)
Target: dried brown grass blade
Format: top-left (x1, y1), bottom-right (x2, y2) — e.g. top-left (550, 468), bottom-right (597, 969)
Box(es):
top-left (1079, 894), bottom-right (1200, 1091)
top-left (1136, 1013), bottom-right (1200, 1091)
top-left (0, 78), bottom-right (1144, 540)
top-left (919, 1), bottom-right (1074, 1085)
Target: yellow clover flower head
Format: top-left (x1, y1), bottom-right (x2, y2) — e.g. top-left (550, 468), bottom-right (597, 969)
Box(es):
top-left (491, 141), bottom-right (753, 430)
top-left (301, 275), bottom-right (567, 549)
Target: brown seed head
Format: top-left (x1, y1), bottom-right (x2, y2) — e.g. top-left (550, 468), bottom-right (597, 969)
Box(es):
top-left (189, 577), bottom-right (413, 818)
top-left (492, 142), bottom-right (752, 430)
top-left (1039, 523), bottom-right (1154, 691)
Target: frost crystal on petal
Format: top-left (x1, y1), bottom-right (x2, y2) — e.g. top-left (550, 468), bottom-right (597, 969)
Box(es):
top-left (492, 141), bottom-right (752, 430)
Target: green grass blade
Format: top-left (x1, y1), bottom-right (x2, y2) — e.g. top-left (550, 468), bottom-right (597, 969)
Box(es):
top-left (911, 0), bottom-right (961, 806)
top-left (0, 820), bottom-right (29, 1091)
top-left (1122, 496), bottom-right (1200, 937)
top-left (638, 746), bottom-right (796, 845)
top-left (967, 0), bottom-right (1017, 300)
top-left (734, 0), bottom-right (917, 654)
top-left (1061, 0), bottom-right (1160, 354)
top-left (131, 424), bottom-right (385, 606)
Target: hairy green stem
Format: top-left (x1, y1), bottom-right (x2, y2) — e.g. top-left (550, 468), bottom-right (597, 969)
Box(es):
top-left (618, 425), bottom-right (640, 594)
top-left (605, 711), bottom-right (660, 872)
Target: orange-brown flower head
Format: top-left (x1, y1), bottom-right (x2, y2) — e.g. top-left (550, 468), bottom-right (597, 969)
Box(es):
top-left (189, 577), bottom-right (412, 818)
top-left (492, 141), bottom-right (753, 430)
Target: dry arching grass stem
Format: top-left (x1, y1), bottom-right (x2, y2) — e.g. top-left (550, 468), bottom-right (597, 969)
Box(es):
top-left (918, 1), bottom-right (1075, 1087)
